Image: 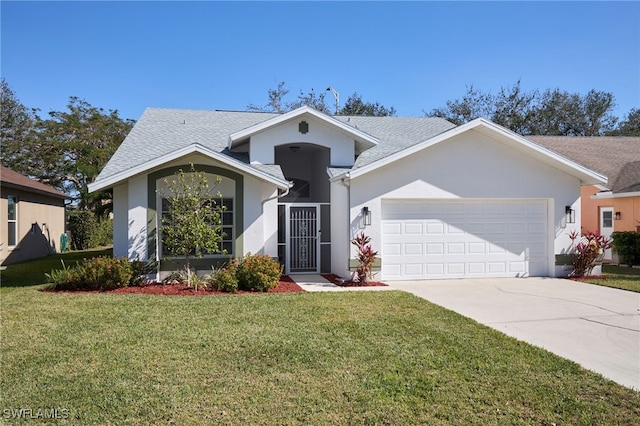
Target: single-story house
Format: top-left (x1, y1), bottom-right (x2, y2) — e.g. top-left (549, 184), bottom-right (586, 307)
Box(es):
top-left (528, 136), bottom-right (640, 261)
top-left (88, 106), bottom-right (606, 281)
top-left (1, 165), bottom-right (69, 265)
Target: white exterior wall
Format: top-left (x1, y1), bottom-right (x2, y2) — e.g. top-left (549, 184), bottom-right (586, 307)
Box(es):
top-left (250, 117), bottom-right (355, 167)
top-left (330, 178), bottom-right (350, 277)
top-left (346, 130), bottom-right (583, 278)
top-left (243, 174), bottom-right (278, 256)
top-left (127, 174), bottom-right (148, 261)
top-left (112, 183), bottom-right (128, 258)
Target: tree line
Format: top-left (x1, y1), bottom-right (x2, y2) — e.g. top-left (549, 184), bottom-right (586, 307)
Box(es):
top-left (425, 80), bottom-right (639, 136)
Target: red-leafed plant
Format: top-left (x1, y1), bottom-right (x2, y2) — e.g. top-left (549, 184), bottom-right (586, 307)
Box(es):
top-left (568, 230), bottom-right (612, 277)
top-left (351, 232), bottom-right (379, 283)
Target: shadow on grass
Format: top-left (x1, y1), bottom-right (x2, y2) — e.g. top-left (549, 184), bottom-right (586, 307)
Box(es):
top-left (0, 247), bottom-right (113, 288)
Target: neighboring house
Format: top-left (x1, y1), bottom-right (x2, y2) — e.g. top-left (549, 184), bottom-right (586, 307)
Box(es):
top-left (88, 106), bottom-right (605, 281)
top-left (0, 166), bottom-right (68, 265)
top-left (528, 136), bottom-right (640, 261)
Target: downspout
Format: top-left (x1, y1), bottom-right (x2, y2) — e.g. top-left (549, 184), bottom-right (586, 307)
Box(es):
top-left (339, 172), bottom-right (352, 278)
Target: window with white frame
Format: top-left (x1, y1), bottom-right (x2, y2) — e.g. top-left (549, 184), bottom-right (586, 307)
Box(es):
top-left (160, 197), bottom-right (234, 257)
top-left (7, 196), bottom-right (17, 246)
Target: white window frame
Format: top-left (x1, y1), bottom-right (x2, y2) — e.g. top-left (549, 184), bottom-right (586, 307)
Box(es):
top-left (7, 196), bottom-right (17, 247)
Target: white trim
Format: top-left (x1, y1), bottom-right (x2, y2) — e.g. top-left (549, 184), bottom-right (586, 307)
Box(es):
top-left (89, 143), bottom-right (292, 192)
top-left (227, 106), bottom-right (379, 150)
top-left (592, 190), bottom-right (640, 199)
top-left (338, 118), bottom-right (607, 185)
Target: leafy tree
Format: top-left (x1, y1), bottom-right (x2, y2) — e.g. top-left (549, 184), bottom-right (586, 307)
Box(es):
top-left (0, 78), bottom-right (39, 171)
top-left (247, 81), bottom-right (290, 113)
top-left (159, 165), bottom-right (225, 288)
top-left (426, 82), bottom-right (621, 136)
top-left (610, 108), bottom-right (640, 136)
top-left (340, 93), bottom-right (396, 116)
top-left (287, 88), bottom-right (331, 113)
top-left (427, 85), bottom-right (493, 125)
top-left (2, 95), bottom-right (135, 213)
top-left (248, 81), bottom-right (395, 116)
top-left (491, 80), bottom-right (537, 134)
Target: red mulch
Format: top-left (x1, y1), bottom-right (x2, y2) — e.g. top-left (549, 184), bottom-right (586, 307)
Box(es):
top-left (321, 273), bottom-right (387, 287)
top-left (44, 276), bottom-right (305, 296)
top-left (567, 275), bottom-right (608, 282)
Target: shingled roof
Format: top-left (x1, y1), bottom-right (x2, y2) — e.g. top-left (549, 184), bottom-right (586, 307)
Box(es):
top-left (94, 107), bottom-right (455, 186)
top-left (0, 166), bottom-right (68, 199)
top-left (527, 136), bottom-right (640, 193)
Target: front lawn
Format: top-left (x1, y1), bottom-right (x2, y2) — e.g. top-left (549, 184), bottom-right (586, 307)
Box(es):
top-left (0, 247), bottom-right (113, 287)
top-left (1, 287), bottom-right (637, 424)
top-left (580, 264), bottom-right (640, 293)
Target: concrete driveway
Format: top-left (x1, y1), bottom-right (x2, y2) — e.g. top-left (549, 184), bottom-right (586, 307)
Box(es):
top-left (388, 277), bottom-right (640, 390)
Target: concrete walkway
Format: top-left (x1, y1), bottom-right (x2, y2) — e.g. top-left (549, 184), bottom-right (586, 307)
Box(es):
top-left (291, 274), bottom-right (393, 292)
top-left (387, 278), bottom-right (640, 390)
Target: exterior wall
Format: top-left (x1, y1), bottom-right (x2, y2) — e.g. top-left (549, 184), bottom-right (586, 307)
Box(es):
top-left (330, 178), bottom-right (350, 278)
top-left (582, 185), bottom-right (640, 234)
top-left (112, 183), bottom-right (128, 258)
top-left (0, 188), bottom-right (66, 265)
top-left (250, 116), bottom-right (355, 167)
top-left (127, 174), bottom-right (148, 261)
top-left (345, 130), bottom-right (583, 278)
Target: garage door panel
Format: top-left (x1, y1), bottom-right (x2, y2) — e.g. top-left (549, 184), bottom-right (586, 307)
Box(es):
top-left (426, 222), bottom-right (444, 234)
top-left (382, 199), bottom-right (549, 280)
top-left (426, 243), bottom-right (444, 254)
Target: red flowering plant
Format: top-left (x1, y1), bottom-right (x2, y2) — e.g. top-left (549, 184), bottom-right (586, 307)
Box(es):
top-left (351, 232), bottom-right (379, 283)
top-left (568, 230), bottom-right (612, 277)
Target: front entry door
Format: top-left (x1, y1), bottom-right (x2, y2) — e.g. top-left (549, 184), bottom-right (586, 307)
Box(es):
top-left (288, 205), bottom-right (319, 273)
top-left (600, 207), bottom-right (614, 261)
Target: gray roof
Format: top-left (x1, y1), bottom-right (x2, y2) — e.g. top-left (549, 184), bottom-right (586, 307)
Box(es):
top-left (95, 107), bottom-right (455, 184)
top-left (527, 136), bottom-right (640, 193)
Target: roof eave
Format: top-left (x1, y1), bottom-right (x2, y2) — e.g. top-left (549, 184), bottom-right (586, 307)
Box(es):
top-left (88, 144), bottom-right (291, 192)
top-left (227, 106), bottom-right (379, 150)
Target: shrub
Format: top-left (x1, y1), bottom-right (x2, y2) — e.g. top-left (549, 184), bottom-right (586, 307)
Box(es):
top-left (568, 230), bottom-right (612, 277)
top-left (612, 231), bottom-right (640, 266)
top-left (236, 253), bottom-right (282, 292)
top-left (351, 232), bottom-right (379, 283)
top-left (207, 261), bottom-right (239, 293)
top-left (91, 215), bottom-right (113, 247)
top-left (162, 266), bottom-right (208, 291)
top-left (46, 256), bottom-right (142, 291)
top-left (68, 210), bottom-right (97, 250)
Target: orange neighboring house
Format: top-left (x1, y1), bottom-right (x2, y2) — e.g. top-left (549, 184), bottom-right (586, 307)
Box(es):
top-left (1, 165), bottom-right (69, 265)
top-left (529, 136), bottom-right (640, 261)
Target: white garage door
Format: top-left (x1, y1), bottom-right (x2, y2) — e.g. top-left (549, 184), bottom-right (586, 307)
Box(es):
top-left (381, 200), bottom-right (549, 280)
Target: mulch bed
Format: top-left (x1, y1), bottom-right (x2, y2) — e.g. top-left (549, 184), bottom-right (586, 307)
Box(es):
top-left (44, 276), bottom-right (305, 296)
top-left (321, 273), bottom-right (387, 287)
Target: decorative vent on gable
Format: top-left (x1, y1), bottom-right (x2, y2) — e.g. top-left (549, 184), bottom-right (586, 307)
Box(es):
top-left (298, 121), bottom-right (309, 134)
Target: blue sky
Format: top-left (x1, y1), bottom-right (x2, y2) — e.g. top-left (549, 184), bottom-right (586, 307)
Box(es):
top-left (2, 1), bottom-right (638, 122)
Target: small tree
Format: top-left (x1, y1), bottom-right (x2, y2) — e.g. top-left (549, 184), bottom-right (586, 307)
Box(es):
top-left (159, 165), bottom-right (225, 288)
top-left (351, 232), bottom-right (379, 283)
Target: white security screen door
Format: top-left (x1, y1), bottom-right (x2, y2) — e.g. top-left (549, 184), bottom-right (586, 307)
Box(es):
top-left (600, 207), bottom-right (614, 260)
top-left (288, 205), bottom-right (320, 273)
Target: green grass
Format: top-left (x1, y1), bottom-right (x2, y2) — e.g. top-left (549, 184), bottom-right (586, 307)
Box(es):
top-left (581, 264), bottom-right (640, 293)
top-left (1, 287), bottom-right (638, 425)
top-left (0, 247), bottom-right (112, 287)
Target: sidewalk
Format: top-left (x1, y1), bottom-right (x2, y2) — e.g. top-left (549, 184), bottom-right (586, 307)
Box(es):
top-left (290, 274), bottom-right (392, 292)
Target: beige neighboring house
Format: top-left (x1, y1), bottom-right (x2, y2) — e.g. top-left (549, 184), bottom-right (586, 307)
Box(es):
top-left (1, 165), bottom-right (68, 265)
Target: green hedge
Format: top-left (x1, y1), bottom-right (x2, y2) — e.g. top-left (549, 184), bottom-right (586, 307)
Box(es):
top-left (612, 231), bottom-right (640, 266)
top-left (67, 211), bottom-right (113, 250)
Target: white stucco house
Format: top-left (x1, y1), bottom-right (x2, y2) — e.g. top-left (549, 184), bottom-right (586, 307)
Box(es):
top-left (88, 106), bottom-right (606, 281)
